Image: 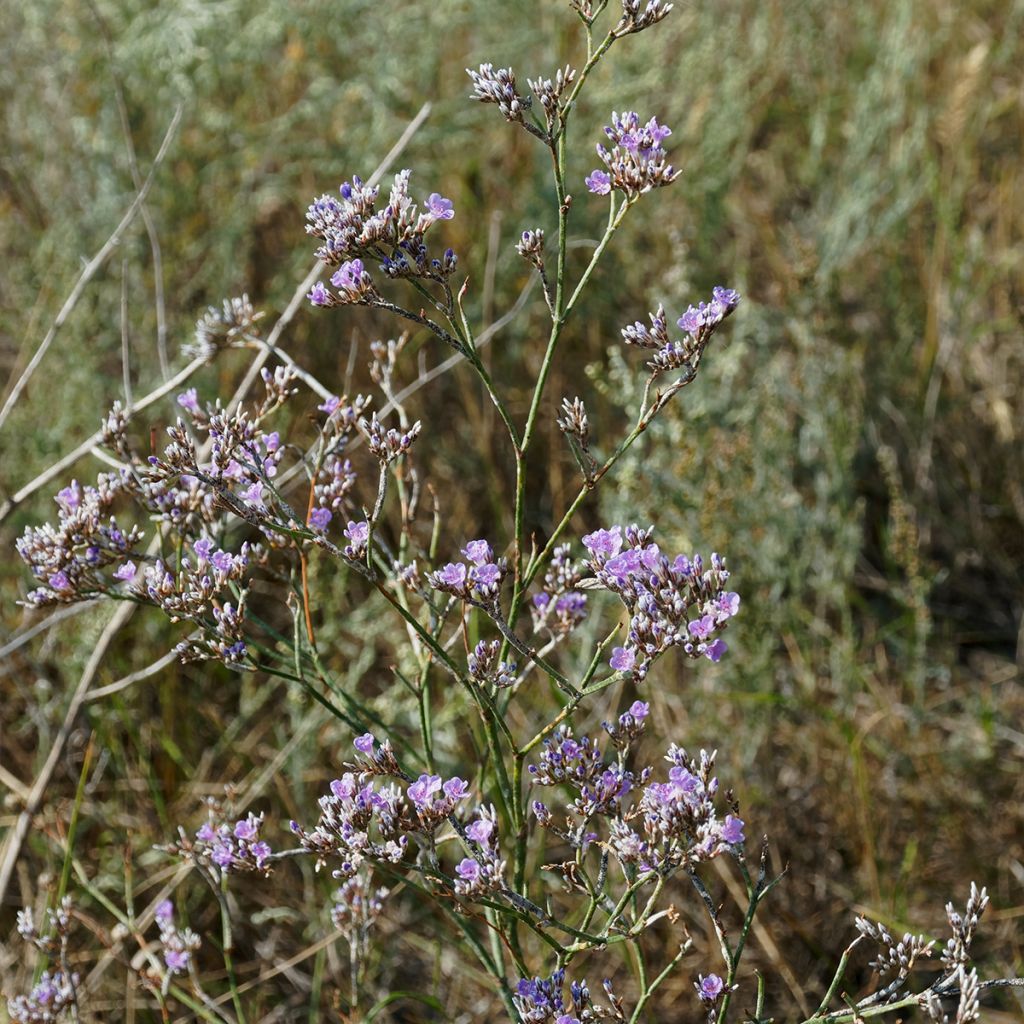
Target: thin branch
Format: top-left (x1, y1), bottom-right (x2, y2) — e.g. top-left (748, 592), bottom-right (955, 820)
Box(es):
top-left (0, 105), bottom-right (183, 432)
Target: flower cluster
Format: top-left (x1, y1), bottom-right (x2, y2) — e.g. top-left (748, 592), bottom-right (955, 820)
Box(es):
top-left (621, 286), bottom-right (741, 377)
top-left (427, 538), bottom-right (508, 603)
top-left (184, 294), bottom-right (263, 360)
top-left (305, 170), bottom-right (457, 304)
top-left (330, 873), bottom-right (389, 942)
top-left (513, 971), bottom-right (623, 1024)
top-left (291, 771), bottom-right (410, 878)
top-left (531, 544), bottom-right (589, 637)
top-left (454, 805), bottom-right (505, 898)
top-left (169, 805), bottom-right (272, 876)
top-left (585, 111), bottom-right (678, 198)
top-left (153, 899), bottom-right (200, 977)
top-left (7, 971), bottom-right (79, 1024)
top-left (530, 726), bottom-right (646, 846)
top-left (608, 745), bottom-right (745, 875)
top-left (16, 472), bottom-right (142, 606)
top-left (468, 639), bottom-right (518, 689)
top-left (582, 524), bottom-right (739, 680)
top-left (614, 0), bottom-right (674, 35)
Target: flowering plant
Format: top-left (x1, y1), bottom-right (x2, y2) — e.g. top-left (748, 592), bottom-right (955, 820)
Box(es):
top-left (7, 2), bottom-right (1019, 1022)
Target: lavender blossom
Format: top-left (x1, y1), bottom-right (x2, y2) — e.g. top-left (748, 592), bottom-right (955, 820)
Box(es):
top-left (586, 111), bottom-right (679, 198)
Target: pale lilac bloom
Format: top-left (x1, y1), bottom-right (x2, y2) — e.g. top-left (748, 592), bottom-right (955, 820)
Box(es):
top-left (308, 281), bottom-right (331, 307)
top-left (699, 973), bottom-right (725, 1002)
top-left (456, 857), bottom-right (481, 882)
top-left (629, 700), bottom-right (649, 719)
top-left (426, 192), bottom-right (455, 219)
top-left (721, 814), bottom-right (745, 844)
top-left (677, 305), bottom-right (704, 333)
top-left (155, 899), bottom-right (174, 922)
top-left (466, 818), bottom-right (494, 844)
top-left (177, 388), bottom-right (200, 414)
top-left (604, 549), bottom-right (642, 580)
top-left (211, 844), bottom-right (234, 868)
top-left (585, 169), bottom-right (612, 195)
top-left (408, 774), bottom-right (443, 808)
top-left (234, 818), bottom-right (258, 841)
top-left (56, 480), bottom-right (82, 510)
top-left (242, 482), bottom-right (264, 505)
top-left (472, 563), bottom-right (501, 587)
top-left (251, 841), bottom-right (271, 867)
top-left (193, 538), bottom-right (214, 561)
top-left (318, 394), bottom-right (341, 415)
top-left (211, 550), bottom-right (234, 573)
top-left (331, 259), bottom-right (365, 290)
top-left (704, 638), bottom-right (728, 662)
top-left (610, 646), bottom-right (636, 672)
top-left (443, 777), bottom-right (469, 800)
top-left (165, 949), bottom-right (190, 972)
top-left (113, 561), bottom-right (136, 581)
top-left (717, 591), bottom-right (741, 619)
top-left (354, 732), bottom-right (376, 754)
top-left (462, 539), bottom-right (493, 565)
top-left (48, 571), bottom-right (70, 591)
top-left (582, 525), bottom-right (623, 558)
top-left (308, 506), bottom-right (332, 530)
top-left (437, 562), bottom-right (468, 588)
top-left (688, 614), bottom-right (715, 639)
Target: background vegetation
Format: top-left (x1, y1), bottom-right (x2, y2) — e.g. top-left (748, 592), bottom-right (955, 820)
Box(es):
top-left (1, 0), bottom-right (1021, 1019)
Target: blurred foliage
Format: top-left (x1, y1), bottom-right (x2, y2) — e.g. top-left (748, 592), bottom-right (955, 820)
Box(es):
top-left (1, 0), bottom-right (1022, 1020)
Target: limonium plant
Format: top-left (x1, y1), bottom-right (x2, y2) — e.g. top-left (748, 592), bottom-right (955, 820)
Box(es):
top-left (10, 1), bottom-right (1022, 1021)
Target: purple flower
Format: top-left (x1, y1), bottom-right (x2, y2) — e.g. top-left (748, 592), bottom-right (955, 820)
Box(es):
top-left (456, 857), bottom-right (480, 882)
top-left (354, 732), bottom-right (376, 754)
top-left (56, 481), bottom-right (81, 510)
top-left (533, 592), bottom-right (551, 609)
top-left (443, 777), bottom-right (469, 801)
top-left (318, 394), bottom-right (341, 415)
top-left (610, 646), bottom-right (636, 673)
top-left (210, 550), bottom-right (234, 573)
top-left (629, 700), bottom-right (649, 719)
top-left (582, 526), bottom-right (623, 558)
top-left (48, 571), bottom-right (70, 591)
top-left (716, 591), bottom-right (740, 620)
top-left (698, 973), bottom-right (725, 1002)
top-left (466, 818), bottom-right (494, 844)
top-left (472, 563), bottom-right (501, 588)
top-left (308, 506), bottom-right (332, 531)
top-left (194, 538), bottom-right (214, 561)
top-left (437, 562), bottom-right (468, 588)
top-left (704, 638), bottom-right (728, 663)
top-left (331, 259), bottom-right (365, 290)
top-left (211, 844), bottom-right (234, 868)
top-left (251, 841), bottom-right (271, 868)
top-left (585, 169), bottom-right (612, 195)
top-left (426, 192), bottom-right (455, 219)
top-left (177, 388), bottom-right (200, 414)
top-left (712, 285), bottom-right (740, 310)
top-left (462, 539), bottom-right (493, 565)
top-left (688, 615), bottom-right (715, 640)
top-left (155, 899), bottom-right (174, 922)
top-left (677, 305), bottom-right (704, 333)
top-left (721, 814), bottom-right (745, 845)
top-left (604, 549), bottom-right (642, 581)
top-left (308, 281), bottom-right (332, 307)
top-left (113, 561), bottom-right (136, 581)
top-left (647, 117), bottom-right (672, 146)
top-left (165, 949), bottom-right (190, 972)
top-left (234, 817), bottom-right (258, 841)
top-left (241, 482), bottom-right (264, 505)
top-left (344, 520), bottom-right (369, 551)
top-left (407, 774), bottom-right (443, 808)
